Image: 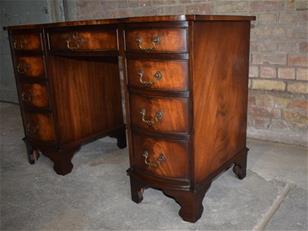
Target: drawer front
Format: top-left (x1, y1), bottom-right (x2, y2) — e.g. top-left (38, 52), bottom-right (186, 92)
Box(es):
top-left (130, 94), bottom-right (189, 133)
top-left (24, 113), bottom-right (55, 141)
top-left (11, 33), bottom-right (42, 51)
top-left (125, 29), bottom-right (187, 53)
top-left (20, 83), bottom-right (49, 108)
top-left (132, 133), bottom-right (189, 179)
top-left (15, 56), bottom-right (45, 78)
top-left (127, 60), bottom-right (188, 91)
top-left (48, 30), bottom-right (118, 51)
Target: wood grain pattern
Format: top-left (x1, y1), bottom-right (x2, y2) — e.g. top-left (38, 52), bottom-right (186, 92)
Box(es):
top-left (48, 30), bottom-right (118, 51)
top-left (125, 28), bottom-right (187, 53)
top-left (130, 94), bottom-right (189, 134)
top-left (192, 21), bottom-right (250, 183)
top-left (24, 113), bottom-right (55, 141)
top-left (5, 15), bottom-right (255, 30)
top-left (6, 15), bottom-right (254, 221)
top-left (48, 56), bottom-right (123, 144)
top-left (21, 83), bottom-right (49, 108)
top-left (15, 56), bottom-right (45, 78)
top-left (127, 59), bottom-right (188, 91)
top-left (132, 133), bottom-right (189, 179)
top-left (11, 33), bottom-right (42, 50)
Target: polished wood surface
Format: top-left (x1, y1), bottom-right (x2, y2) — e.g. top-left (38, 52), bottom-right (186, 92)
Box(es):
top-left (48, 30), bottom-right (118, 52)
top-left (127, 59), bottom-right (188, 91)
top-left (130, 94), bottom-right (189, 134)
top-left (5, 15), bottom-right (255, 30)
top-left (8, 26), bottom-right (126, 176)
top-left (15, 56), bottom-right (45, 78)
top-left (11, 32), bottom-right (42, 50)
top-left (125, 28), bottom-right (187, 53)
top-left (48, 56), bottom-right (123, 144)
top-left (192, 21), bottom-right (250, 183)
top-left (6, 15), bottom-right (255, 222)
top-left (21, 83), bottom-right (49, 108)
top-left (132, 133), bottom-right (189, 179)
top-left (24, 113), bottom-right (55, 141)
top-left (123, 16), bottom-right (254, 223)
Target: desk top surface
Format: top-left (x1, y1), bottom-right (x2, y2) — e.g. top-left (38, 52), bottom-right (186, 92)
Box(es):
top-left (6, 15), bottom-right (255, 30)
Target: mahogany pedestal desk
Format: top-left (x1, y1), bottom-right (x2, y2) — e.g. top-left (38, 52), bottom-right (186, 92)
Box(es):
top-left (6, 15), bottom-right (255, 222)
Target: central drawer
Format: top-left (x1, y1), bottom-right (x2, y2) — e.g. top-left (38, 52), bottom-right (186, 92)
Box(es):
top-left (48, 29), bottom-right (118, 52)
top-left (130, 94), bottom-right (189, 134)
top-left (132, 133), bottom-right (189, 179)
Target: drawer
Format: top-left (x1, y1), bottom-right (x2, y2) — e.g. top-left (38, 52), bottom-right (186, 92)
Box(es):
top-left (48, 30), bottom-right (118, 51)
top-left (132, 133), bottom-right (189, 179)
top-left (130, 94), bottom-right (189, 134)
top-left (11, 33), bottom-right (42, 51)
top-left (125, 28), bottom-right (187, 53)
top-left (20, 83), bottom-right (49, 108)
top-left (15, 56), bottom-right (45, 78)
top-left (24, 113), bottom-right (55, 141)
top-left (127, 59), bottom-right (188, 91)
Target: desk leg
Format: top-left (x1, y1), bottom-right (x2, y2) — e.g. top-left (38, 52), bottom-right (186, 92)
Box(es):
top-left (110, 128), bottom-right (127, 149)
top-left (44, 146), bottom-right (80, 175)
top-left (23, 137), bottom-right (40, 164)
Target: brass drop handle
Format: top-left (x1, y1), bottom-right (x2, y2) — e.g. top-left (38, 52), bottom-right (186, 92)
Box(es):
top-left (142, 150), bottom-right (166, 168)
top-left (66, 32), bottom-right (82, 50)
top-left (140, 108), bottom-right (163, 127)
top-left (26, 123), bottom-right (39, 136)
top-left (16, 62), bottom-right (30, 74)
top-left (21, 91), bottom-right (32, 104)
top-left (13, 39), bottom-right (26, 49)
top-left (136, 35), bottom-right (160, 52)
top-left (138, 70), bottom-right (163, 86)
top-left (66, 39), bottom-right (80, 50)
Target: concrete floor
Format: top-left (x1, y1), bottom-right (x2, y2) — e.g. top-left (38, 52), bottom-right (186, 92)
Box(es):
top-left (0, 102), bottom-right (307, 230)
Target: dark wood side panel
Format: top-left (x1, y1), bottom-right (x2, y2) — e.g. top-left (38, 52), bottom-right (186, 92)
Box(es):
top-left (47, 56), bottom-right (123, 144)
top-left (192, 21), bottom-right (250, 183)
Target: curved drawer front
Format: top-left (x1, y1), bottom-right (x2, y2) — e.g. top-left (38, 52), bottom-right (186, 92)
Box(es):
top-left (127, 60), bottom-right (188, 91)
top-left (48, 30), bottom-right (117, 51)
top-left (21, 83), bottom-right (49, 108)
top-left (125, 29), bottom-right (187, 53)
top-left (11, 33), bottom-right (42, 51)
top-left (15, 57), bottom-right (45, 78)
top-left (132, 133), bottom-right (189, 179)
top-left (130, 94), bottom-right (189, 133)
top-left (24, 113), bottom-right (55, 141)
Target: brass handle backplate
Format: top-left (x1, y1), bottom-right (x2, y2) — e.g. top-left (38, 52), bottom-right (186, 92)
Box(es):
top-left (136, 35), bottom-right (160, 52)
top-left (138, 70), bottom-right (162, 86)
top-left (140, 108), bottom-right (163, 127)
top-left (16, 62), bottom-right (30, 74)
top-left (142, 150), bottom-right (166, 168)
top-left (66, 32), bottom-right (84, 50)
top-left (13, 38), bottom-right (26, 49)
